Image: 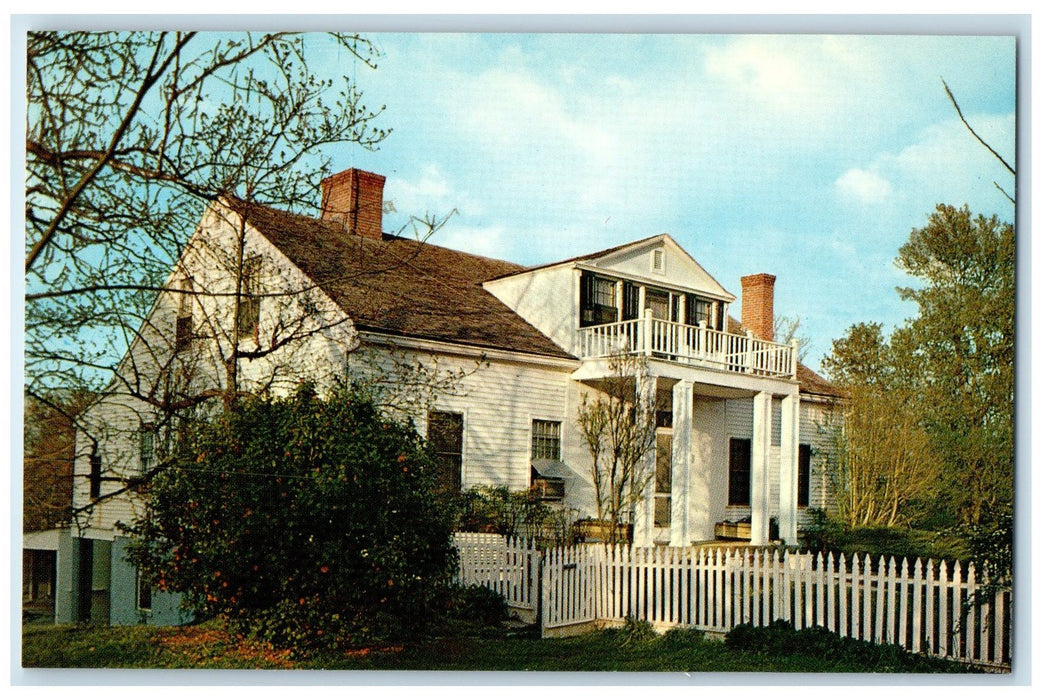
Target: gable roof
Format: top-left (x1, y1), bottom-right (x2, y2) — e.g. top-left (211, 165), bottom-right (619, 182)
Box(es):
top-left (227, 199), bottom-right (576, 360)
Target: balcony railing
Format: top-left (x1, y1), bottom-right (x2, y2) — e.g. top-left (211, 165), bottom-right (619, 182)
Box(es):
top-left (577, 310), bottom-right (797, 379)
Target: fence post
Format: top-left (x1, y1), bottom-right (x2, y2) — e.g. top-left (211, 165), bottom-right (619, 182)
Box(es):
top-left (912, 558), bottom-right (923, 654)
top-left (965, 562), bottom-right (975, 662)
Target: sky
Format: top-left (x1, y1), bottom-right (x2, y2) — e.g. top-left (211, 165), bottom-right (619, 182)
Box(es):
top-left (300, 31), bottom-right (1017, 373)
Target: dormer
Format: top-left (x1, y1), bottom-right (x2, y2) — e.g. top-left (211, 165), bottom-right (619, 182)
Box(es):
top-left (482, 234), bottom-right (736, 357)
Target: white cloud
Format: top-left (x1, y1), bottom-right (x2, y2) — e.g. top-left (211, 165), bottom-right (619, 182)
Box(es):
top-left (433, 223), bottom-right (511, 260)
top-left (835, 168), bottom-right (894, 204)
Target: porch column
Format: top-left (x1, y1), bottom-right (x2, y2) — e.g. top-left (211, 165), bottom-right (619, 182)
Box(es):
top-left (778, 393), bottom-right (801, 545)
top-left (750, 391), bottom-right (772, 545)
top-left (632, 372), bottom-right (657, 547)
top-left (670, 380), bottom-right (693, 545)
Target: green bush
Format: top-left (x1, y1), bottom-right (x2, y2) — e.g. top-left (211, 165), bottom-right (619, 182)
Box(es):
top-left (453, 485), bottom-right (577, 546)
top-left (445, 584), bottom-right (509, 627)
top-left (725, 620), bottom-right (978, 672)
top-left (122, 381), bottom-right (458, 650)
top-left (801, 509), bottom-right (969, 563)
top-left (618, 616), bottom-right (657, 647)
top-left (660, 626), bottom-right (706, 649)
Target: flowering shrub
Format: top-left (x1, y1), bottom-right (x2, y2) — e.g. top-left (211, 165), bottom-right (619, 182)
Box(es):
top-left (123, 381), bottom-right (457, 649)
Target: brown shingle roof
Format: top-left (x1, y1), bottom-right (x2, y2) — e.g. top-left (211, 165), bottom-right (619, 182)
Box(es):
top-left (725, 316), bottom-right (842, 399)
top-left (225, 198), bottom-right (843, 394)
top-left (230, 199), bottom-right (575, 360)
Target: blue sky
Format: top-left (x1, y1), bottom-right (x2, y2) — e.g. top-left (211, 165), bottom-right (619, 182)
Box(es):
top-left (303, 32), bottom-right (1016, 372)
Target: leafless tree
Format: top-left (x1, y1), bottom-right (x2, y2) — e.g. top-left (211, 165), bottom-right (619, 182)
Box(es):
top-left (576, 354), bottom-right (658, 546)
top-left (24, 32), bottom-right (464, 528)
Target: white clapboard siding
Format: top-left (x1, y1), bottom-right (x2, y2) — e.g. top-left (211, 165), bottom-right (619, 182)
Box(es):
top-left (458, 536), bottom-right (1012, 670)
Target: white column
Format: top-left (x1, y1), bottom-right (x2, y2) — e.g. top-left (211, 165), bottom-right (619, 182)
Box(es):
top-left (632, 372), bottom-right (657, 547)
top-left (670, 380), bottom-right (693, 546)
top-left (750, 391), bottom-right (772, 545)
top-left (642, 308), bottom-right (654, 356)
top-left (779, 393), bottom-right (801, 545)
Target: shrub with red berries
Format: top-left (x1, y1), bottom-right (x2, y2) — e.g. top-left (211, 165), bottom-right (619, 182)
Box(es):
top-left (123, 381), bottom-right (458, 648)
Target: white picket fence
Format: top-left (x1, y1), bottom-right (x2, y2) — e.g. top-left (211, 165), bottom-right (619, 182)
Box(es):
top-left (454, 534), bottom-right (1011, 670)
top-left (453, 532), bottom-right (540, 620)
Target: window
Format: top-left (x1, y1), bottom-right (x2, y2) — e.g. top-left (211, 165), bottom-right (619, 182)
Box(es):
top-left (174, 278), bottom-right (193, 352)
top-left (136, 569), bottom-right (152, 611)
top-left (798, 444), bottom-right (811, 508)
top-left (654, 433), bottom-right (672, 528)
top-left (728, 437), bottom-right (751, 506)
top-left (689, 296), bottom-right (714, 327)
top-left (645, 290), bottom-right (670, 320)
top-left (89, 447), bottom-right (102, 499)
top-left (580, 272), bottom-right (618, 326)
top-left (427, 411), bottom-right (463, 494)
top-left (139, 423), bottom-right (156, 472)
top-left (531, 419), bottom-right (561, 460)
top-left (236, 256), bottom-right (261, 340)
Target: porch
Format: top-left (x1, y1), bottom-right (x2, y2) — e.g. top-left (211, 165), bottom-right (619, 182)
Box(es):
top-left (572, 348), bottom-right (802, 550)
top-left (576, 309), bottom-right (797, 379)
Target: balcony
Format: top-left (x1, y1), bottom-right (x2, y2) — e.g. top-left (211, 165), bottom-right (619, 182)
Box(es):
top-left (576, 310), bottom-right (797, 379)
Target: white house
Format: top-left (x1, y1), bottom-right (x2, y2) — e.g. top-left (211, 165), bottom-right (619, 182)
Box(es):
top-left (54, 168), bottom-right (841, 625)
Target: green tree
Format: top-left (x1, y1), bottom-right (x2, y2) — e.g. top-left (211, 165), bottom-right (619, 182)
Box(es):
top-left (821, 324), bottom-right (939, 527)
top-left (895, 204), bottom-right (1014, 525)
top-left (822, 205), bottom-right (1014, 529)
top-left (122, 381), bottom-right (458, 649)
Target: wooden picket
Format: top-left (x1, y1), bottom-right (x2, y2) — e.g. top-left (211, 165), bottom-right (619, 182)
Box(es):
top-left (454, 535), bottom-right (1011, 669)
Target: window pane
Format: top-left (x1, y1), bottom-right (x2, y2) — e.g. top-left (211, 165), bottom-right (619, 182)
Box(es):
top-left (139, 424), bottom-right (155, 472)
top-left (428, 411), bottom-right (463, 494)
top-left (175, 315), bottom-right (192, 352)
top-left (654, 495), bottom-right (671, 528)
top-left (655, 433), bottom-right (672, 493)
top-left (531, 419), bottom-right (561, 460)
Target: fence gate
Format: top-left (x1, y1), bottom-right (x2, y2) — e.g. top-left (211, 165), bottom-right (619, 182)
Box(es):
top-left (541, 544), bottom-right (601, 632)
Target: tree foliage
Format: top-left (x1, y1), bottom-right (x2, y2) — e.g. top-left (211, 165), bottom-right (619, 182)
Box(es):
top-left (577, 354), bottom-right (658, 546)
top-left (895, 204), bottom-right (1014, 525)
top-left (23, 390), bottom-right (94, 532)
top-left (122, 382), bottom-right (458, 648)
top-left (822, 204), bottom-right (1014, 529)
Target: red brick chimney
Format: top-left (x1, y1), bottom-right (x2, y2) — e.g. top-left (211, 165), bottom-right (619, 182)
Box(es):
top-left (740, 273), bottom-right (776, 342)
top-left (320, 168), bottom-right (385, 240)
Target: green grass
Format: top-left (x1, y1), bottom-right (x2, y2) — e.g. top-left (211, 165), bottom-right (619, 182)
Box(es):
top-left (22, 619), bottom-right (980, 673)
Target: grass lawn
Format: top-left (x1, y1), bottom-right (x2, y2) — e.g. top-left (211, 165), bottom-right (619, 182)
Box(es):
top-left (22, 619), bottom-right (980, 673)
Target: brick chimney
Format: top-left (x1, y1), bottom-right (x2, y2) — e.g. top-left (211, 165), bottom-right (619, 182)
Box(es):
top-left (319, 168), bottom-right (386, 240)
top-left (740, 273), bottom-right (776, 342)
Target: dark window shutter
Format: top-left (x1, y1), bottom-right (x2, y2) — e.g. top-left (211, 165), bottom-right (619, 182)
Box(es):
top-left (89, 449), bottom-right (102, 499)
top-left (798, 444), bottom-right (811, 507)
top-left (579, 271), bottom-right (595, 327)
top-left (623, 282), bottom-right (640, 320)
top-left (728, 437), bottom-right (751, 506)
